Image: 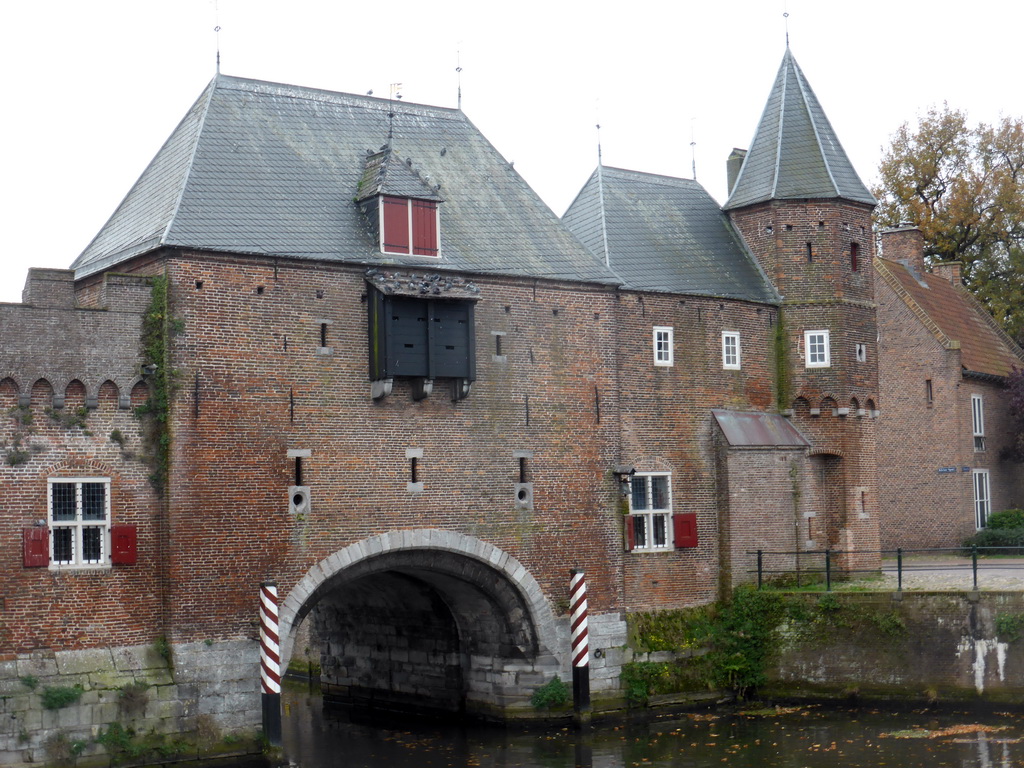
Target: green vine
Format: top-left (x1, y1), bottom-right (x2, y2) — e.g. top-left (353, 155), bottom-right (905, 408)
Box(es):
top-left (774, 308), bottom-right (790, 410)
top-left (135, 274), bottom-right (180, 495)
top-left (5, 405), bottom-right (39, 466)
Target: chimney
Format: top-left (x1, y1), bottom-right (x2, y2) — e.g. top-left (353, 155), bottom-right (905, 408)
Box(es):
top-left (726, 148), bottom-right (747, 196)
top-left (932, 261), bottom-right (963, 286)
top-left (879, 225), bottom-right (926, 274)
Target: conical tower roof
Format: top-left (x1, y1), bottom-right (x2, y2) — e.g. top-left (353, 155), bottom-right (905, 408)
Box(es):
top-left (724, 49), bottom-right (875, 210)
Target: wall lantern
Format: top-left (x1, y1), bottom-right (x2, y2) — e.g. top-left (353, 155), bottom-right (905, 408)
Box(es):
top-left (613, 465), bottom-right (636, 496)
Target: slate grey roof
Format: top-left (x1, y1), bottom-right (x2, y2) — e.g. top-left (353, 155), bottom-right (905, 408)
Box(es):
top-left (562, 167), bottom-right (778, 303)
top-left (72, 75), bottom-right (616, 285)
top-left (724, 49), bottom-right (875, 210)
top-left (356, 146), bottom-right (443, 202)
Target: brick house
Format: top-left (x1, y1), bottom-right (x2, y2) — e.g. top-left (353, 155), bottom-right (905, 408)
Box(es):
top-left (875, 226), bottom-right (1024, 548)
top-left (0, 47), bottom-right (1002, 763)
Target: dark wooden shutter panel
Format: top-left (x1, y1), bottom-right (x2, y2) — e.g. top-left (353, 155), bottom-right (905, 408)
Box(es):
top-left (625, 516), bottom-right (635, 551)
top-left (110, 525), bottom-right (137, 564)
top-left (23, 527), bottom-right (49, 567)
top-left (382, 197), bottom-right (410, 253)
top-left (411, 200), bottom-right (438, 255)
top-left (673, 513), bottom-right (698, 548)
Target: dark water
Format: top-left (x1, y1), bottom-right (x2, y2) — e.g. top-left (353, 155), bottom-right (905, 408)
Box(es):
top-left (266, 688), bottom-right (1024, 768)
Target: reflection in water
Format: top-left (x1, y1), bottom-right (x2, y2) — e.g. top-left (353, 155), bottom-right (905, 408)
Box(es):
top-left (271, 687), bottom-right (1024, 768)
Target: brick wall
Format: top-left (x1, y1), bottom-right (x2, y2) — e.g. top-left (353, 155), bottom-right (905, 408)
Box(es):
top-left (876, 264), bottom-right (1023, 548)
top-left (0, 271), bottom-right (161, 655)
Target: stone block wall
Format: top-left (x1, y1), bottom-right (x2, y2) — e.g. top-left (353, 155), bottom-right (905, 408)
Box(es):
top-left (0, 640), bottom-right (258, 768)
top-left (768, 592), bottom-right (1024, 700)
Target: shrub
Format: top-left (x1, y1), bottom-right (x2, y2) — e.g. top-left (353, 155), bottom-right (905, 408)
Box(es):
top-left (986, 509), bottom-right (1024, 530)
top-left (530, 675), bottom-right (569, 710)
top-left (705, 586), bottom-right (785, 698)
top-left (41, 684), bottom-right (84, 710)
top-left (963, 526), bottom-right (1024, 554)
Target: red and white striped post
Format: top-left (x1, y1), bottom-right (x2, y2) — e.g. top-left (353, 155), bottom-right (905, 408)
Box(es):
top-left (259, 581), bottom-right (282, 745)
top-left (569, 569), bottom-right (591, 723)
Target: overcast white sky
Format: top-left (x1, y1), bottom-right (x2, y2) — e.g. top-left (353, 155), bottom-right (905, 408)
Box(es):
top-left (1, 0), bottom-right (1021, 303)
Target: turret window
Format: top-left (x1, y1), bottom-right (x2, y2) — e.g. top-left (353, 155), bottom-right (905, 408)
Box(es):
top-left (804, 330), bottom-right (830, 368)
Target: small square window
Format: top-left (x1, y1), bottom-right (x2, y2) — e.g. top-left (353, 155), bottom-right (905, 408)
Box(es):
top-left (653, 327), bottom-right (673, 367)
top-left (804, 330), bottom-right (830, 368)
top-left (722, 332), bottom-right (741, 369)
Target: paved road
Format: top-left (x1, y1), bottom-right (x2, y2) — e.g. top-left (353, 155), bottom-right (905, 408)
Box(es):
top-left (874, 555), bottom-right (1024, 591)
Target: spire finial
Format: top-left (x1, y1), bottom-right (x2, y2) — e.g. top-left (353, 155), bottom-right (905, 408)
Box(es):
top-left (595, 113), bottom-right (611, 270)
top-left (456, 49), bottom-right (463, 111)
top-left (690, 118), bottom-right (697, 181)
top-left (213, 0), bottom-right (222, 73)
top-left (783, 5), bottom-right (790, 48)
top-left (388, 83), bottom-right (402, 142)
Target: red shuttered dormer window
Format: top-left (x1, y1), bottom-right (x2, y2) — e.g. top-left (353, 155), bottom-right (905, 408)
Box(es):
top-left (381, 196), bottom-right (439, 257)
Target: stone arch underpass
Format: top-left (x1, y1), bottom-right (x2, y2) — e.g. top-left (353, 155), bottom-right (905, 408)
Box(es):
top-left (278, 530), bottom-right (566, 718)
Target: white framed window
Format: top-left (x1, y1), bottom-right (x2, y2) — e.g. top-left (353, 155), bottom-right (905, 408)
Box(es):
top-left (804, 330), bottom-right (830, 368)
top-left (49, 478), bottom-right (110, 567)
top-left (855, 343), bottom-right (867, 363)
top-left (972, 394), bottom-right (986, 451)
top-left (629, 473), bottom-right (672, 550)
top-left (722, 332), bottom-right (741, 369)
top-left (973, 469), bottom-right (991, 529)
top-left (653, 326), bottom-right (674, 367)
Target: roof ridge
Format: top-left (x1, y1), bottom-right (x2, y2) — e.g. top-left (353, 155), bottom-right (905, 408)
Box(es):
top-left (214, 74), bottom-right (464, 120)
top-left (601, 166), bottom-right (701, 186)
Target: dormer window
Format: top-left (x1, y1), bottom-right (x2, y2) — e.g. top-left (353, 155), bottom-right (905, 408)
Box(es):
top-left (382, 196), bottom-right (439, 256)
top-left (356, 146), bottom-right (444, 259)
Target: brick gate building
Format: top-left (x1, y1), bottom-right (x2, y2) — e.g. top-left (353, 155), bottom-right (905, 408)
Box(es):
top-left (0, 49), bottom-right (1012, 765)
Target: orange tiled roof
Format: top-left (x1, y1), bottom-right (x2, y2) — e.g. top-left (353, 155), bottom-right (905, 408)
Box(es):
top-left (879, 259), bottom-right (1024, 377)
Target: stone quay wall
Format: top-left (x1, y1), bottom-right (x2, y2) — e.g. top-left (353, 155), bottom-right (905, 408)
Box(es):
top-left (0, 640), bottom-right (260, 768)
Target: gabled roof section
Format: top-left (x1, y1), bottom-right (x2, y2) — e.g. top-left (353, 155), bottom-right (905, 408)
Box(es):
top-left (724, 49), bottom-right (875, 210)
top-left (356, 146), bottom-right (443, 202)
top-left (72, 75), bottom-right (616, 285)
top-left (876, 258), bottom-right (1024, 378)
top-left (563, 167), bottom-right (778, 303)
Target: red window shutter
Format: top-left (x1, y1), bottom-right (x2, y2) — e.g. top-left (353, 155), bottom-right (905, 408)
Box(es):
top-left (625, 515), bottom-right (636, 551)
top-left (23, 527), bottom-right (49, 567)
top-left (382, 197), bottom-right (410, 254)
top-left (673, 513), bottom-right (698, 548)
top-left (111, 525), bottom-right (137, 565)
top-left (411, 200), bottom-right (438, 256)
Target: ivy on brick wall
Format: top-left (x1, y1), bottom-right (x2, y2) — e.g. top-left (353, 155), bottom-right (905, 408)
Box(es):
top-left (135, 274), bottom-right (181, 495)
top-left (774, 308), bottom-right (790, 410)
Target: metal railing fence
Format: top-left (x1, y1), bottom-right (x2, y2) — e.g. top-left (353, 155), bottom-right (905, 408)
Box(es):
top-left (748, 546), bottom-right (1024, 592)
